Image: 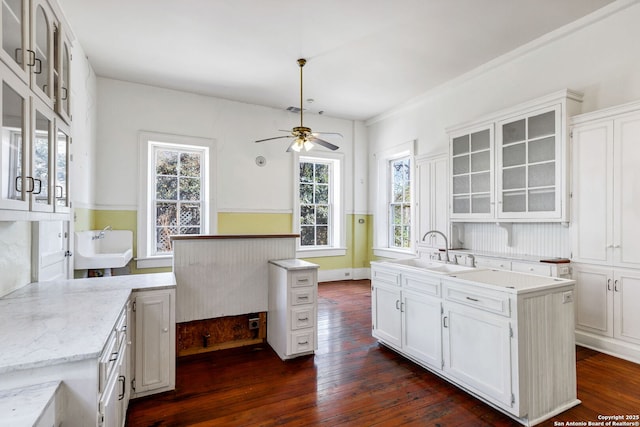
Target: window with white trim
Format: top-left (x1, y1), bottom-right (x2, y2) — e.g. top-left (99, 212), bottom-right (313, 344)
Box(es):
top-left (138, 132), bottom-right (215, 268)
top-left (373, 141), bottom-right (415, 258)
top-left (294, 153), bottom-right (345, 257)
top-left (389, 156), bottom-right (412, 249)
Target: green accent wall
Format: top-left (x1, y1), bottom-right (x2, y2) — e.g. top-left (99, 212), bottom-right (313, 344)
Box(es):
top-left (217, 212), bottom-right (292, 234)
top-left (76, 209), bottom-right (374, 274)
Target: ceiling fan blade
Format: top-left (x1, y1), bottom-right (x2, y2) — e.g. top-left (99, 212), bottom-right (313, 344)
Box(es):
top-left (255, 135), bottom-right (292, 143)
top-left (312, 131), bottom-right (343, 138)
top-left (309, 136), bottom-right (339, 151)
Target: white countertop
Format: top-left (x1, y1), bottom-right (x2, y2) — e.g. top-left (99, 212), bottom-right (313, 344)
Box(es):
top-left (446, 269), bottom-right (575, 293)
top-left (0, 381), bottom-right (60, 427)
top-left (269, 259), bottom-right (319, 270)
top-left (0, 273), bottom-right (176, 375)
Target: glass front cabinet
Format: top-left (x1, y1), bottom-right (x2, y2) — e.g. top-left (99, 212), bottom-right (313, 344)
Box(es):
top-left (0, 0), bottom-right (72, 218)
top-left (449, 90), bottom-right (582, 222)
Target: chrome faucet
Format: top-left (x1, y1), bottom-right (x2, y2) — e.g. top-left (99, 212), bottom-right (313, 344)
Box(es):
top-left (422, 230), bottom-right (450, 263)
top-left (93, 225), bottom-right (112, 240)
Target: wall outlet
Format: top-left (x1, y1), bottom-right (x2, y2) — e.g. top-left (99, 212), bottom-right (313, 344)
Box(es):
top-left (248, 318), bottom-right (260, 330)
top-left (562, 291), bottom-right (573, 304)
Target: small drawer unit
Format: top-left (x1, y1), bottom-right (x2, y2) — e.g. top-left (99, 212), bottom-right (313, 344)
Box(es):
top-left (268, 259), bottom-right (320, 360)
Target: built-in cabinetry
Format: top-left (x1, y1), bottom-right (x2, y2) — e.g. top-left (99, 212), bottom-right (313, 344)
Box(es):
top-left (131, 289), bottom-right (176, 397)
top-left (268, 259), bottom-right (319, 360)
top-left (472, 254), bottom-right (570, 278)
top-left (0, 0), bottom-right (71, 220)
top-left (371, 263), bottom-right (579, 426)
top-left (416, 154), bottom-right (449, 250)
top-left (571, 101), bottom-right (640, 362)
top-left (449, 90), bottom-right (582, 222)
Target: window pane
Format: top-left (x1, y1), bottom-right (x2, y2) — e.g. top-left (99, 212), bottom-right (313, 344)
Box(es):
top-left (316, 205), bottom-right (328, 225)
top-left (179, 177), bottom-right (200, 200)
top-left (301, 226), bottom-right (315, 246)
top-left (300, 163), bottom-right (313, 183)
top-left (503, 119), bottom-right (525, 144)
top-left (179, 226), bottom-right (200, 235)
top-left (391, 204), bottom-right (402, 225)
top-left (180, 203), bottom-right (201, 226)
top-left (156, 176), bottom-right (177, 200)
top-left (156, 150), bottom-right (177, 175)
top-left (156, 202), bottom-right (177, 226)
top-left (299, 183), bottom-right (313, 204)
top-left (315, 184), bottom-right (329, 204)
top-left (180, 152), bottom-right (201, 177)
top-left (452, 135), bottom-right (469, 156)
top-left (156, 226), bottom-right (177, 253)
top-left (316, 226), bottom-right (328, 245)
top-left (300, 205), bottom-right (315, 225)
top-left (315, 163), bottom-right (329, 183)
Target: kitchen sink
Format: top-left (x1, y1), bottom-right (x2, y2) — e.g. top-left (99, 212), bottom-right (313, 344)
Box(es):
top-left (386, 258), bottom-right (476, 274)
top-left (74, 230), bottom-right (133, 270)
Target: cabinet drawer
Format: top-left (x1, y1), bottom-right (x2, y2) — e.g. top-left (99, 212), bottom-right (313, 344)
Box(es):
top-left (290, 329), bottom-right (315, 354)
top-left (291, 270), bottom-right (315, 287)
top-left (114, 305), bottom-right (128, 346)
top-left (291, 306), bottom-right (316, 330)
top-left (291, 287), bottom-right (315, 305)
top-left (403, 273), bottom-right (440, 297)
top-left (475, 257), bottom-right (511, 270)
top-left (99, 330), bottom-right (119, 393)
top-left (444, 283), bottom-right (511, 317)
top-left (371, 267), bottom-right (401, 286)
top-left (511, 261), bottom-right (551, 277)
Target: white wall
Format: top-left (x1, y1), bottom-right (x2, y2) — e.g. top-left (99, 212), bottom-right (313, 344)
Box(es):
top-left (95, 78), bottom-right (363, 215)
top-left (367, 2), bottom-right (640, 257)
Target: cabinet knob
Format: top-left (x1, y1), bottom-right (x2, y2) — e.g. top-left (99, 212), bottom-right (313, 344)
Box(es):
top-left (163, 328), bottom-right (169, 333)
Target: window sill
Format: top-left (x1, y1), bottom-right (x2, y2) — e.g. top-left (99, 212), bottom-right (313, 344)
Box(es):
top-left (136, 256), bottom-right (173, 269)
top-left (373, 247), bottom-right (417, 259)
top-left (296, 247), bottom-right (347, 258)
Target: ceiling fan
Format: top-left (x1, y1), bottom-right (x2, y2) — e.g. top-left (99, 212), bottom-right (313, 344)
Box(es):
top-left (255, 58), bottom-right (341, 152)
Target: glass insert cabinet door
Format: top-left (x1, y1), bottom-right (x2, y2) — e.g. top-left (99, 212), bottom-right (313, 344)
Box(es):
top-left (497, 106), bottom-right (561, 218)
top-left (450, 125), bottom-right (494, 218)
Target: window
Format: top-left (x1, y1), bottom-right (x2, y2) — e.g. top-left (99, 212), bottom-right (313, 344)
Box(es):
top-left (153, 145), bottom-right (204, 254)
top-left (294, 153), bottom-right (345, 257)
top-left (138, 132), bottom-right (216, 268)
top-left (389, 156), bottom-right (411, 249)
top-left (373, 141), bottom-right (415, 257)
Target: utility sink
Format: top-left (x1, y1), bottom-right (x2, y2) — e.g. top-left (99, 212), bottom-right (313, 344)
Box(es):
top-left (74, 230), bottom-right (133, 270)
top-left (386, 258), bottom-right (476, 274)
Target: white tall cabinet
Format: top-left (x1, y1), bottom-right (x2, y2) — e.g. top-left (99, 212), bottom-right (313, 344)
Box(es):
top-left (416, 154), bottom-right (449, 250)
top-left (571, 101), bottom-right (640, 362)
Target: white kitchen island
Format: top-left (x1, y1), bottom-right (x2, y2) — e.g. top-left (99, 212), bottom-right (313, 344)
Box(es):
top-left (371, 261), bottom-right (579, 427)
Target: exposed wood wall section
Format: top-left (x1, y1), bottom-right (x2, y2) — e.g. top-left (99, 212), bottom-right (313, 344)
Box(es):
top-left (176, 313), bottom-right (267, 357)
top-left (172, 236), bottom-right (296, 322)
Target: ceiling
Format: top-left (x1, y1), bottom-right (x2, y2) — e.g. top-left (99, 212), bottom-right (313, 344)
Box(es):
top-left (57, 0), bottom-right (616, 121)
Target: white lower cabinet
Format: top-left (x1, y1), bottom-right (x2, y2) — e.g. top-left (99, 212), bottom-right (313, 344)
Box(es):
top-left (268, 259), bottom-right (319, 360)
top-left (131, 288), bottom-right (176, 397)
top-left (573, 264), bottom-right (640, 360)
top-left (442, 300), bottom-right (513, 409)
top-left (371, 263), bottom-right (578, 426)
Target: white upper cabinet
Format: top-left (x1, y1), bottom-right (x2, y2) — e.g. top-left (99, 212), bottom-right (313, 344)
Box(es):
top-left (449, 90), bottom-right (582, 222)
top-left (450, 125), bottom-right (494, 220)
top-left (417, 154), bottom-right (450, 248)
top-left (571, 103), bottom-right (640, 269)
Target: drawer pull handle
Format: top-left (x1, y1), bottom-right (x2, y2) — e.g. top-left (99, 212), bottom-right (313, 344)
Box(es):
top-left (298, 317), bottom-right (309, 321)
top-left (109, 351), bottom-right (118, 362)
top-left (395, 300), bottom-right (400, 310)
top-left (299, 340), bottom-right (308, 345)
top-left (298, 278), bottom-right (309, 282)
top-left (607, 279), bottom-right (612, 291)
top-left (298, 296), bottom-right (309, 300)
top-left (443, 316), bottom-right (448, 328)
top-left (118, 375), bottom-right (126, 400)
top-left (466, 296), bottom-right (479, 302)
top-left (614, 280), bottom-right (619, 292)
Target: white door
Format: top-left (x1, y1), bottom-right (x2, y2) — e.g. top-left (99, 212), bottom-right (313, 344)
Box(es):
top-left (443, 302), bottom-right (513, 409)
top-left (134, 290), bottom-right (172, 393)
top-left (402, 289), bottom-right (442, 369)
top-left (573, 264), bottom-right (613, 337)
top-left (613, 269), bottom-right (640, 345)
top-left (571, 120), bottom-right (613, 264)
top-left (417, 154), bottom-right (449, 250)
top-left (32, 220), bottom-right (70, 281)
top-left (371, 282), bottom-right (402, 348)
top-left (613, 113), bottom-right (640, 268)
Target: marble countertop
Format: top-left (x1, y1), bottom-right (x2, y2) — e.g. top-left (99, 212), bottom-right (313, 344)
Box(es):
top-left (269, 259), bottom-right (319, 270)
top-left (445, 269), bottom-right (575, 294)
top-left (0, 273), bottom-right (176, 375)
top-left (0, 381), bottom-right (60, 427)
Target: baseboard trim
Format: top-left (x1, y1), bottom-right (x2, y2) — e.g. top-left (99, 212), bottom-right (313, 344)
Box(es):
top-left (318, 268), bottom-right (370, 283)
top-left (575, 330), bottom-right (640, 364)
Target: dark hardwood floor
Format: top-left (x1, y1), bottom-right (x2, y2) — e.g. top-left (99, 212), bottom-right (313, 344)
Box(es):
top-left (127, 280), bottom-right (640, 426)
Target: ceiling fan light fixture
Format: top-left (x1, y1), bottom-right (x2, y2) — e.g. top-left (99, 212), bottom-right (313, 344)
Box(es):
top-left (303, 139), bottom-right (314, 151)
